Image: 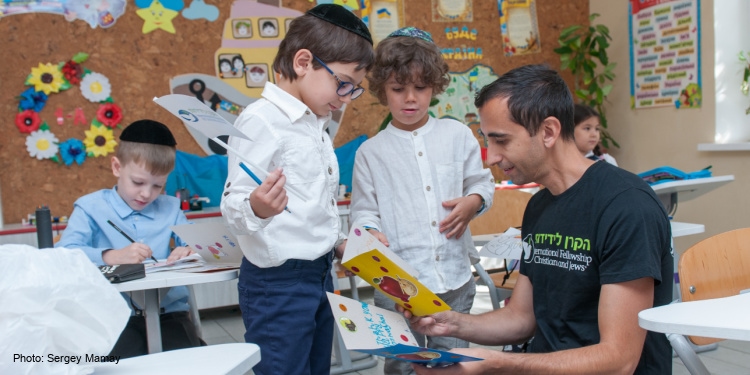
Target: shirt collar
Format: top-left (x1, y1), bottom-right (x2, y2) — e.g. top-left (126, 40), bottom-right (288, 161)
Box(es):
top-left (109, 186), bottom-right (157, 220)
top-left (261, 81), bottom-right (332, 125)
top-left (384, 115), bottom-right (436, 139)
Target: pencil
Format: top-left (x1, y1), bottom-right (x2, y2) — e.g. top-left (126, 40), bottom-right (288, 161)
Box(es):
top-left (107, 219), bottom-right (159, 263)
top-left (238, 162), bottom-right (292, 214)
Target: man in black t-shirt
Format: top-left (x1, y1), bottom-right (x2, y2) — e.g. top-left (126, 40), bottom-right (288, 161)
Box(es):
top-left (401, 64), bottom-right (673, 374)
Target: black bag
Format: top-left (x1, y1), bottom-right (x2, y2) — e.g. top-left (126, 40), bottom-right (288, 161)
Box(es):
top-left (99, 264), bottom-right (145, 283)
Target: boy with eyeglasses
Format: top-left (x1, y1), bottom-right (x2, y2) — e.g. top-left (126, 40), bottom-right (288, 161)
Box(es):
top-left (219, 4), bottom-right (374, 375)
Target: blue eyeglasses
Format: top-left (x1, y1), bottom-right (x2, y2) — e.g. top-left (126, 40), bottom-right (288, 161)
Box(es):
top-left (312, 55), bottom-right (365, 100)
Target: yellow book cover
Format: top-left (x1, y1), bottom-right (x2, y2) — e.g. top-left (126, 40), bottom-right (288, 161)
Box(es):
top-left (342, 226), bottom-right (450, 316)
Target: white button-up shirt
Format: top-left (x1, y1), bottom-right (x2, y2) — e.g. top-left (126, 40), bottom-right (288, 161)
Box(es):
top-left (351, 117), bottom-right (495, 293)
top-left (221, 82), bottom-right (344, 268)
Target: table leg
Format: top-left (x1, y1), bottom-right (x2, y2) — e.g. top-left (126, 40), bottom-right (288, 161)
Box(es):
top-left (144, 289), bottom-right (163, 353)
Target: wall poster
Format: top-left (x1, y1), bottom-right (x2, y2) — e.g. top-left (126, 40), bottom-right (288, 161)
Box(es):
top-left (629, 0), bottom-right (702, 109)
top-left (498, 0), bottom-right (541, 57)
top-left (432, 0), bottom-right (472, 22)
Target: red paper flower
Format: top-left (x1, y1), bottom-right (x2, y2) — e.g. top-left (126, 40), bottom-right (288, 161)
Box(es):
top-left (15, 110), bottom-right (41, 133)
top-left (96, 103), bottom-right (123, 128)
top-left (61, 61), bottom-right (83, 85)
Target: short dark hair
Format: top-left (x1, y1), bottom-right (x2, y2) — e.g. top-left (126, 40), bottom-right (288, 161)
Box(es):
top-left (367, 36), bottom-right (449, 105)
top-left (474, 64), bottom-right (574, 140)
top-left (273, 14), bottom-right (374, 81)
top-left (573, 103), bottom-right (600, 126)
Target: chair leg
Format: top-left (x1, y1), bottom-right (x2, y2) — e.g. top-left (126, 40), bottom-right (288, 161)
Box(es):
top-left (187, 285), bottom-right (203, 339)
top-left (667, 333), bottom-right (710, 375)
top-left (473, 263), bottom-right (501, 310)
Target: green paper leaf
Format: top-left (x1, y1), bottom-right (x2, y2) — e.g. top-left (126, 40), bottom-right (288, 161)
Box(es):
top-left (59, 81), bottom-right (71, 91)
top-left (40, 122), bottom-right (50, 131)
top-left (72, 53), bottom-right (89, 64)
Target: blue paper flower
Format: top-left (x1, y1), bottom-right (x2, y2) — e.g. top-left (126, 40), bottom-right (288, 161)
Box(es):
top-left (18, 88), bottom-right (48, 112)
top-left (59, 138), bottom-right (86, 166)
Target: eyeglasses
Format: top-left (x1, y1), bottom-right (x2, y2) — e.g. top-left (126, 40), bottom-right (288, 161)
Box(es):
top-left (312, 55), bottom-right (365, 100)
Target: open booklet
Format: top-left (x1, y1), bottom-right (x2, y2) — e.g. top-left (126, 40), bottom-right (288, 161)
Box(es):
top-left (144, 253), bottom-right (205, 273)
top-left (477, 227), bottom-right (527, 260)
top-left (342, 226), bottom-right (450, 317)
top-left (327, 292), bottom-right (482, 366)
top-left (168, 222), bottom-right (244, 272)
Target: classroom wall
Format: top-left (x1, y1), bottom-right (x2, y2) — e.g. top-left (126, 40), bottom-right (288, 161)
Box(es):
top-left (591, 0), bottom-right (750, 253)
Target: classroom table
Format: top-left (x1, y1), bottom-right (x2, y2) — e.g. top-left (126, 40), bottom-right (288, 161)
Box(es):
top-left (638, 292), bottom-right (750, 342)
top-left (85, 343), bottom-right (260, 374)
top-left (114, 270), bottom-right (239, 353)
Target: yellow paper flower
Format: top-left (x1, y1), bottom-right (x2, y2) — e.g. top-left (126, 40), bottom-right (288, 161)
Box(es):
top-left (27, 63), bottom-right (65, 95)
top-left (84, 124), bottom-right (117, 157)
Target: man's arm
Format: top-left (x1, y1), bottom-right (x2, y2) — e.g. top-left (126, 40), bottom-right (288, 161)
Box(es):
top-left (412, 277), bottom-right (654, 375)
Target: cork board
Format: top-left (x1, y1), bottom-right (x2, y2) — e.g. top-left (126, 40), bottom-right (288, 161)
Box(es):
top-left (0, 0), bottom-right (586, 224)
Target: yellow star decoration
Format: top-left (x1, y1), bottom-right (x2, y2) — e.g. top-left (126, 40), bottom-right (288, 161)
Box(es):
top-left (84, 125), bottom-right (118, 157)
top-left (136, 0), bottom-right (178, 34)
top-left (27, 63), bottom-right (65, 95)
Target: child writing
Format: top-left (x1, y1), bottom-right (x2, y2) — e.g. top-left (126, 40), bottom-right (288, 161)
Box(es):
top-left (56, 119), bottom-right (200, 358)
top-left (350, 27), bottom-right (495, 375)
top-left (219, 4), bottom-right (374, 374)
top-left (574, 103), bottom-right (618, 166)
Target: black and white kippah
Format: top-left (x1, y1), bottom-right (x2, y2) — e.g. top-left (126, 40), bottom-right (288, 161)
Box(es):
top-left (119, 119), bottom-right (177, 146)
top-left (306, 4), bottom-right (373, 45)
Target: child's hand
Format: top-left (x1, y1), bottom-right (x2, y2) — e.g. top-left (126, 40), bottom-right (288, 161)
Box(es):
top-left (368, 228), bottom-right (390, 247)
top-left (249, 168), bottom-right (289, 219)
top-left (167, 246), bottom-right (194, 264)
top-left (439, 195), bottom-right (483, 239)
top-left (102, 243), bottom-right (154, 265)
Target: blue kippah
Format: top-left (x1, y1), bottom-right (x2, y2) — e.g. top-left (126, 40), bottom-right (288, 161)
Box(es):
top-left (387, 27), bottom-right (433, 43)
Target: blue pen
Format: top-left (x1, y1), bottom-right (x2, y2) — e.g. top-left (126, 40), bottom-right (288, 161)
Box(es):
top-left (238, 162), bottom-right (292, 214)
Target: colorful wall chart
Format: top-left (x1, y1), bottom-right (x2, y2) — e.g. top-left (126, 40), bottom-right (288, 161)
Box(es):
top-left (429, 64), bottom-right (499, 124)
top-left (629, 0), bottom-right (702, 109)
top-left (498, 0), bottom-right (541, 57)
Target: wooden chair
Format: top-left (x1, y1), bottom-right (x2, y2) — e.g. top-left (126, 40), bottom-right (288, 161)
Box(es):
top-left (471, 189), bottom-right (532, 310)
top-left (669, 228), bottom-right (750, 374)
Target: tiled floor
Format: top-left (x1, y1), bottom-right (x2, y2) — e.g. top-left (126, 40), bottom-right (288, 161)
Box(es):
top-left (199, 286), bottom-right (750, 375)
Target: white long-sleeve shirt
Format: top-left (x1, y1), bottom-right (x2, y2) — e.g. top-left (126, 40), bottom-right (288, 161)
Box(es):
top-left (351, 117), bottom-right (495, 293)
top-left (221, 82), bottom-right (344, 268)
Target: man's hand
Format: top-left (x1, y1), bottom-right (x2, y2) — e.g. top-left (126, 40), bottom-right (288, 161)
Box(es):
top-left (396, 305), bottom-right (458, 337)
top-left (439, 195), bottom-right (483, 239)
top-left (249, 168), bottom-right (288, 219)
top-left (167, 246), bottom-right (195, 263)
top-left (102, 243), bottom-right (153, 265)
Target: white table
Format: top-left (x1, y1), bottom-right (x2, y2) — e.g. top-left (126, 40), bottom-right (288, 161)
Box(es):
top-left (114, 270), bottom-right (239, 353)
top-left (86, 343), bottom-right (260, 374)
top-left (639, 293), bottom-right (750, 341)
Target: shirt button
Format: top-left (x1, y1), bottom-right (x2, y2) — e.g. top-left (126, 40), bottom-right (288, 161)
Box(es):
top-left (226, 182), bottom-right (231, 188)
top-left (223, 191), bottom-right (229, 196)
top-left (426, 186), bottom-right (431, 191)
top-left (431, 221), bottom-right (436, 226)
top-left (413, 131), bottom-right (418, 136)
top-left (305, 110), bottom-right (310, 115)
top-left (418, 151), bottom-right (423, 156)
top-left (436, 255), bottom-right (440, 261)
top-left (328, 166), bottom-right (333, 175)
top-left (332, 199), bottom-right (335, 206)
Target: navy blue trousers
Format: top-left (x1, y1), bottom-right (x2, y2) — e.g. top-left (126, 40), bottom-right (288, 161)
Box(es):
top-left (238, 252), bottom-right (334, 375)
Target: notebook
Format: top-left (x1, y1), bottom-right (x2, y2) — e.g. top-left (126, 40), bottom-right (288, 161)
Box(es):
top-left (170, 222), bottom-right (244, 272)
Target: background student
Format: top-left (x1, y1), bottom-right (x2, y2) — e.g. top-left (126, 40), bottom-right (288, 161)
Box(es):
top-left (219, 4), bottom-right (374, 375)
top-left (56, 119), bottom-right (201, 358)
top-left (574, 103), bottom-right (618, 166)
top-left (350, 26), bottom-right (494, 375)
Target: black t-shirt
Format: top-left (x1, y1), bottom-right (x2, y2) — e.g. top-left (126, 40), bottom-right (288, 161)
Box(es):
top-left (520, 161), bottom-right (673, 374)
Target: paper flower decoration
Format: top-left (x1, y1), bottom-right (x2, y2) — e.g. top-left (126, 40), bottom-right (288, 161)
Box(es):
top-left (26, 63), bottom-right (66, 95)
top-left (15, 110), bottom-right (42, 133)
top-left (59, 138), bottom-right (87, 166)
top-left (84, 124), bottom-right (117, 157)
top-left (62, 60), bottom-right (84, 85)
top-left (26, 129), bottom-right (60, 160)
top-left (18, 88), bottom-right (48, 112)
top-left (96, 103), bottom-right (123, 128)
top-left (80, 72), bottom-right (112, 102)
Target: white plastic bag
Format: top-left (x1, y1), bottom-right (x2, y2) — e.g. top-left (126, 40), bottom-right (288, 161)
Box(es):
top-left (0, 245), bottom-right (130, 375)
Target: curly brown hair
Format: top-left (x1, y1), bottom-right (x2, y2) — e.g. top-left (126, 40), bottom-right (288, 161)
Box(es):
top-left (367, 36), bottom-right (450, 105)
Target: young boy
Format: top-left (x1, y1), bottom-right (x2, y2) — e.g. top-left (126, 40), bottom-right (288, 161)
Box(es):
top-left (56, 119), bottom-right (200, 358)
top-left (219, 4), bottom-right (374, 375)
top-left (350, 27), bottom-right (495, 374)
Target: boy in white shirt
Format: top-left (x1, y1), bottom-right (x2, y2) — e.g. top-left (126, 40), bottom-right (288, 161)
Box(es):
top-left (350, 27), bottom-right (495, 375)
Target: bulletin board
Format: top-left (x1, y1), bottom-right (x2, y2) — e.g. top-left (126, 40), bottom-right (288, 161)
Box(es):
top-left (0, 0), bottom-right (587, 224)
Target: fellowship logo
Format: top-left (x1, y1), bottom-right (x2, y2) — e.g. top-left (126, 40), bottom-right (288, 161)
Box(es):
top-left (178, 109), bottom-right (199, 122)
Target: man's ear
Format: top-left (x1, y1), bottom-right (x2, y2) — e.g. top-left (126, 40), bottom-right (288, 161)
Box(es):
top-left (540, 116), bottom-right (562, 148)
top-left (292, 49), bottom-right (313, 78)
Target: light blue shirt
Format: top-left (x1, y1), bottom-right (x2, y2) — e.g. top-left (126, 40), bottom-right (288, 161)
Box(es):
top-left (56, 187), bottom-right (191, 314)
